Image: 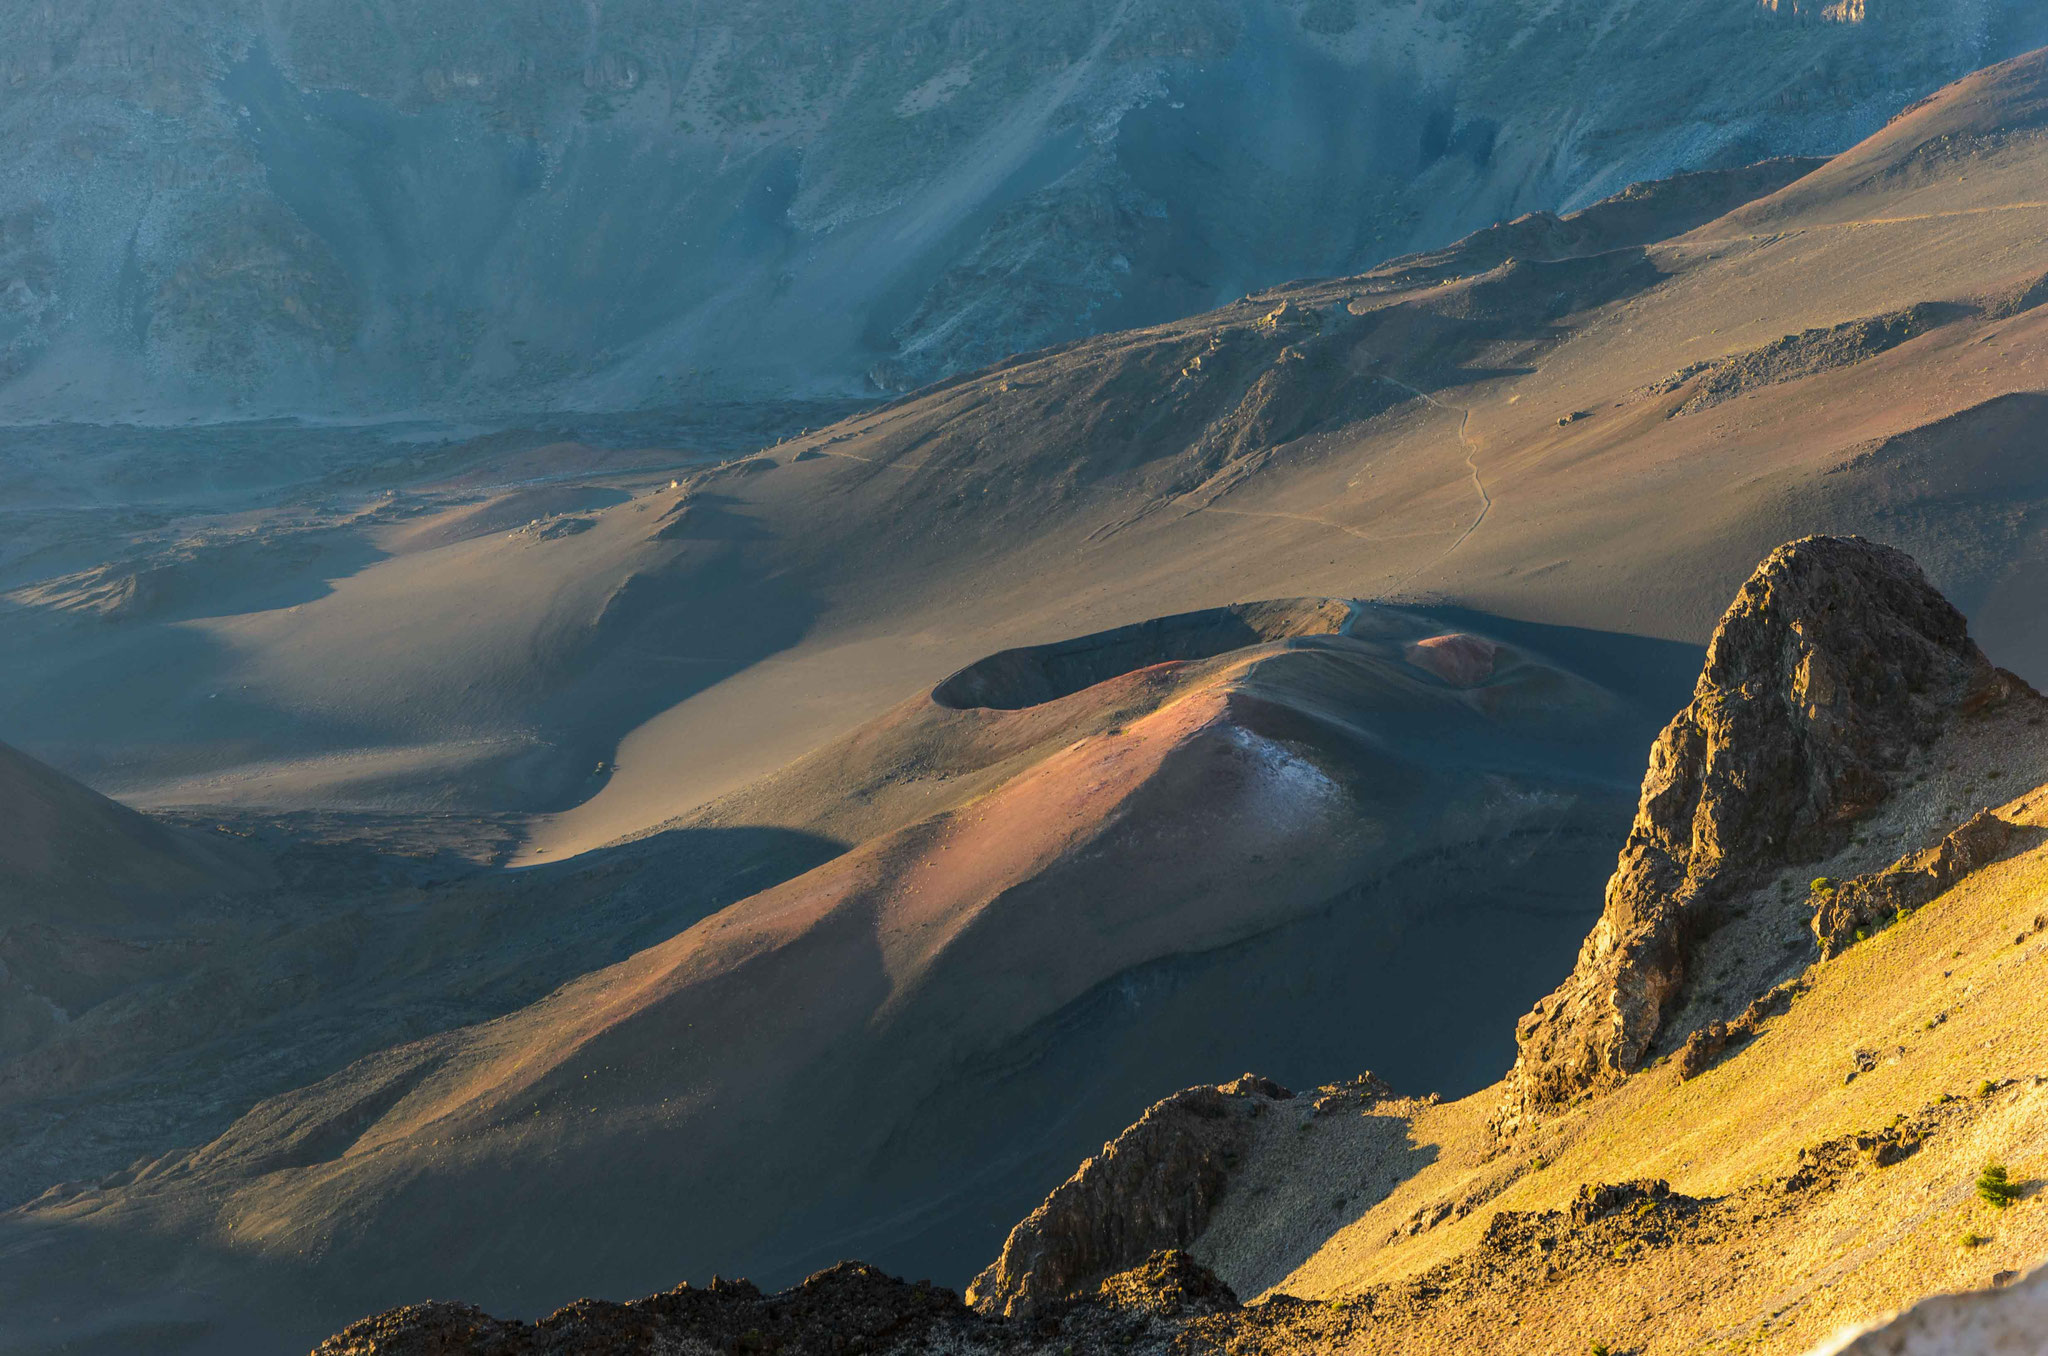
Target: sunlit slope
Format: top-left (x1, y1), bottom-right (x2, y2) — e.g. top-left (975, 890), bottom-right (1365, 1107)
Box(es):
top-left (1185, 740), bottom-right (2048, 1355)
top-left (14, 51), bottom-right (2048, 847)
top-left (533, 47), bottom-right (2048, 856)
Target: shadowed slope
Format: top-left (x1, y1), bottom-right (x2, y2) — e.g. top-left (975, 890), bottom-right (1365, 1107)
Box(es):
top-left (1, 1), bottom-right (2036, 418)
top-left (299, 564), bottom-right (2048, 1355)
top-left (0, 741), bottom-right (263, 929)
top-left (0, 603), bottom-right (1669, 1353)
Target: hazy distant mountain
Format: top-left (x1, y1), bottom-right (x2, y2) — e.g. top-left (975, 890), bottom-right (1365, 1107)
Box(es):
top-left (1, 0), bottom-right (2044, 421)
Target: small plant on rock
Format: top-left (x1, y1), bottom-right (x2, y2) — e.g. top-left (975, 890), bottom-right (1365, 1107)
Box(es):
top-left (1810, 877), bottom-right (1835, 895)
top-left (1959, 1229), bottom-right (1991, 1248)
top-left (1978, 1079), bottom-right (1999, 1099)
top-left (1977, 1163), bottom-right (2022, 1209)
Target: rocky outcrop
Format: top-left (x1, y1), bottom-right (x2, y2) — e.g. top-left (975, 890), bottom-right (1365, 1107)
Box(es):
top-left (1669, 304), bottom-right (1956, 416)
top-left (1675, 977), bottom-right (1810, 1081)
top-left (1810, 809), bottom-right (2015, 957)
top-left (314, 1252), bottom-right (1242, 1356)
top-left (965, 1074), bottom-right (1291, 1317)
top-left (1500, 536), bottom-right (2016, 1128)
top-left (1090, 1250), bottom-right (1240, 1319)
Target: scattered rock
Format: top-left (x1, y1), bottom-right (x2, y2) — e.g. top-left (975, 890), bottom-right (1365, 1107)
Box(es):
top-left (1252, 300), bottom-right (1319, 332)
top-left (314, 1262), bottom-right (980, 1356)
top-left (1565, 1178), bottom-right (1686, 1228)
top-left (1857, 1131), bottom-right (1923, 1168)
top-left (312, 1096), bottom-right (1993, 1355)
top-left (1984, 269), bottom-right (2048, 320)
top-left (1089, 1250), bottom-right (1239, 1318)
top-left (1311, 1072), bottom-right (1394, 1117)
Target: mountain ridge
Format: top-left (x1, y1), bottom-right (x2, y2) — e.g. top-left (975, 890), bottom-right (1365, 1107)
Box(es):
top-left (3, 0), bottom-right (2046, 420)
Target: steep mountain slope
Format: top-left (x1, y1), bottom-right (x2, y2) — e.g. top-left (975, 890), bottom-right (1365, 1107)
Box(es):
top-left (1143, 538), bottom-right (2048, 1355)
top-left (0, 599), bottom-right (1681, 1355)
top-left (2, 0), bottom-right (2045, 418)
top-left (310, 538), bottom-right (2048, 1356)
top-left (517, 42), bottom-right (2048, 859)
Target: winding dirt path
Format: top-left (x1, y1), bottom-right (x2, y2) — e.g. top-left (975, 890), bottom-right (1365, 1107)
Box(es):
top-left (1377, 375), bottom-right (1491, 569)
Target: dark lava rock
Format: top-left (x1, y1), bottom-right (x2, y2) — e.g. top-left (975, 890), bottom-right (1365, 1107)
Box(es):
top-left (314, 1262), bottom-right (985, 1356)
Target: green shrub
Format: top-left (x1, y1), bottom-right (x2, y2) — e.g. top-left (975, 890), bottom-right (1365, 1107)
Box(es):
top-left (1810, 877), bottom-right (1835, 894)
top-left (1978, 1079), bottom-right (1999, 1099)
top-left (1959, 1229), bottom-right (1991, 1247)
top-left (1977, 1163), bottom-right (2022, 1209)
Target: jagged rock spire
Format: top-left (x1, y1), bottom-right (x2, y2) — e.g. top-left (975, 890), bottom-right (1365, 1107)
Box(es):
top-left (1498, 536), bottom-right (2015, 1129)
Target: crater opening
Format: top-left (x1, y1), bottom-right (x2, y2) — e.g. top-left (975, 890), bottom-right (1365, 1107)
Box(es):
top-left (931, 598), bottom-right (1353, 711)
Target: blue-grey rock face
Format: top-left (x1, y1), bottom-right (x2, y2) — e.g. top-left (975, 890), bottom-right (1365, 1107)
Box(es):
top-left (0, 0), bottom-right (2043, 420)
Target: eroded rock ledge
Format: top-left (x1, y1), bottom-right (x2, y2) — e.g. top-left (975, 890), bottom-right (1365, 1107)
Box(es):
top-left (1498, 535), bottom-right (2025, 1130)
top-left (1810, 808), bottom-right (2014, 958)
